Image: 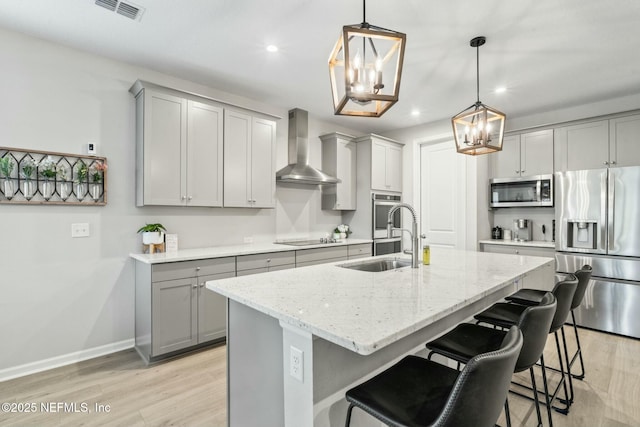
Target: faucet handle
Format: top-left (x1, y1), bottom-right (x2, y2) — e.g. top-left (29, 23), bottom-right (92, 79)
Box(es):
top-left (420, 234), bottom-right (426, 239)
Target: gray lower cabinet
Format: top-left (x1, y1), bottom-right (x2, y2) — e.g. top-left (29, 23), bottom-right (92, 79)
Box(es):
top-left (135, 257), bottom-right (235, 363)
top-left (236, 251), bottom-right (295, 276)
top-left (296, 246), bottom-right (349, 267)
top-left (480, 243), bottom-right (554, 258)
top-left (347, 243), bottom-right (373, 259)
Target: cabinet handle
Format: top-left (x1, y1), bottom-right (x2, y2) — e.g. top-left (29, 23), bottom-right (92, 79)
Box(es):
top-left (188, 196), bottom-right (193, 200)
top-left (181, 196), bottom-right (186, 200)
top-left (515, 170), bottom-right (520, 174)
top-left (604, 161), bottom-right (609, 165)
top-left (192, 284), bottom-right (198, 289)
top-left (199, 283), bottom-right (205, 288)
top-left (196, 266), bottom-right (201, 271)
top-left (611, 160), bottom-right (616, 165)
top-left (515, 250), bottom-right (519, 254)
top-left (266, 259), bottom-right (271, 263)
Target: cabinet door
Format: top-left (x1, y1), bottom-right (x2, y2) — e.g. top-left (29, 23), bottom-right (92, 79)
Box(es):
top-left (187, 100), bottom-right (224, 207)
top-left (491, 135), bottom-right (520, 178)
top-left (562, 120), bottom-right (609, 171)
top-left (142, 90), bottom-right (187, 206)
top-left (152, 277), bottom-right (197, 356)
top-left (370, 140), bottom-right (387, 191)
top-left (336, 139), bottom-right (357, 209)
top-left (224, 110), bottom-right (251, 207)
top-left (250, 117), bottom-right (276, 208)
top-left (386, 144), bottom-right (403, 192)
top-left (609, 114), bottom-right (640, 167)
top-left (520, 129), bottom-right (554, 176)
top-left (198, 272), bottom-right (234, 343)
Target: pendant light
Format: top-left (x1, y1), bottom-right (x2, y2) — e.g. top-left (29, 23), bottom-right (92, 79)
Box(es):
top-left (451, 36), bottom-right (506, 155)
top-left (328, 0), bottom-right (406, 117)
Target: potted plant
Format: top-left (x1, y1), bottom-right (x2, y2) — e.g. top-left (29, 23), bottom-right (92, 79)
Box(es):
top-left (0, 156), bottom-right (15, 200)
top-left (39, 156), bottom-right (57, 201)
top-left (74, 162), bottom-right (89, 200)
top-left (89, 161), bottom-right (107, 201)
top-left (21, 157), bottom-right (38, 200)
top-left (137, 223), bottom-right (167, 245)
top-left (57, 164), bottom-right (71, 201)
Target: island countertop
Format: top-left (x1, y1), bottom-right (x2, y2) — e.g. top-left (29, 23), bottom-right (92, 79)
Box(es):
top-left (207, 247), bottom-right (552, 355)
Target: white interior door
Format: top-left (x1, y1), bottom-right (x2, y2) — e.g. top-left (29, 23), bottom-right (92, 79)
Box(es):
top-left (420, 141), bottom-right (466, 248)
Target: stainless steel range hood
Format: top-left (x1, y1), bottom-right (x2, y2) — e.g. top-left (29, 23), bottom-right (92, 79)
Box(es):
top-left (275, 108), bottom-right (339, 185)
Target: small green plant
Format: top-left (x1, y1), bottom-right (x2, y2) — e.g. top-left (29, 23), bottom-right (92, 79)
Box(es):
top-left (0, 156), bottom-right (14, 178)
top-left (75, 162), bottom-right (88, 182)
top-left (21, 157), bottom-right (37, 179)
top-left (90, 161), bottom-right (108, 183)
top-left (39, 156), bottom-right (57, 180)
top-left (57, 164), bottom-right (69, 182)
top-left (137, 223), bottom-right (167, 233)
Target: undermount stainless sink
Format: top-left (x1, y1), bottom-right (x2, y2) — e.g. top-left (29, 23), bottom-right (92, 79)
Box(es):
top-left (339, 257), bottom-right (412, 272)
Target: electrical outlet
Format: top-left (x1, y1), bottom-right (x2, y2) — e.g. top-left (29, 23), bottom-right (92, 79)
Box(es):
top-left (290, 346), bottom-right (303, 382)
top-left (244, 236), bottom-right (253, 244)
top-left (71, 223), bottom-right (90, 238)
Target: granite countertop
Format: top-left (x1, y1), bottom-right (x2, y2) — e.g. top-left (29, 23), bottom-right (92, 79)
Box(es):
top-left (130, 239), bottom-right (373, 264)
top-left (479, 239), bottom-right (556, 249)
top-left (207, 248), bottom-right (552, 355)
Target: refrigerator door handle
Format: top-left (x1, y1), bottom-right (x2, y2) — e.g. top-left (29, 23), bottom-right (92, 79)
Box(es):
top-left (600, 171), bottom-right (607, 251)
top-left (608, 169), bottom-right (615, 251)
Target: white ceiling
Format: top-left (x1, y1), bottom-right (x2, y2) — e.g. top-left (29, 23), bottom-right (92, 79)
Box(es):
top-left (0, 0), bottom-right (639, 133)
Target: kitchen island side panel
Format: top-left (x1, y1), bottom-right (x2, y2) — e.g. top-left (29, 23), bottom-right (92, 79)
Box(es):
top-left (227, 300), bottom-right (284, 427)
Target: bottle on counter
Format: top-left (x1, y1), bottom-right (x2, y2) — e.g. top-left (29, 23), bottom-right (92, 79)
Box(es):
top-left (423, 244), bottom-right (430, 265)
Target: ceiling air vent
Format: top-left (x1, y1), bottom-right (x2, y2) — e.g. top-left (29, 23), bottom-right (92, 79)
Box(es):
top-left (94, 0), bottom-right (145, 21)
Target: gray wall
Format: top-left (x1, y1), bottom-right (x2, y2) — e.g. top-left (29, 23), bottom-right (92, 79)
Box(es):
top-left (0, 27), bottom-right (360, 376)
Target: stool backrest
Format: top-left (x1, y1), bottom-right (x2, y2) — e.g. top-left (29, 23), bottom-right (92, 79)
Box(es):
top-left (515, 293), bottom-right (557, 372)
top-left (432, 326), bottom-right (522, 427)
top-left (571, 265), bottom-right (593, 310)
top-left (550, 273), bottom-right (578, 332)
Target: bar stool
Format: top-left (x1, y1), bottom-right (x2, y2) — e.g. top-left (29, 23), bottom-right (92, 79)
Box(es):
top-left (344, 326), bottom-right (523, 427)
top-left (474, 274), bottom-right (578, 415)
top-left (506, 265), bottom-right (592, 382)
top-left (425, 293), bottom-right (557, 427)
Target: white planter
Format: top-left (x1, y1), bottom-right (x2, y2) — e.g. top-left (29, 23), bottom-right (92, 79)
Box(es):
top-left (142, 231), bottom-right (165, 245)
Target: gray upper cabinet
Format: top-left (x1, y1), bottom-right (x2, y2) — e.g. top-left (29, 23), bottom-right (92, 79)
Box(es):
top-left (131, 82), bottom-right (223, 207)
top-left (320, 132), bottom-right (357, 210)
top-left (491, 129), bottom-right (553, 178)
top-left (554, 114), bottom-right (640, 171)
top-left (223, 109), bottom-right (276, 208)
top-left (354, 134), bottom-right (404, 193)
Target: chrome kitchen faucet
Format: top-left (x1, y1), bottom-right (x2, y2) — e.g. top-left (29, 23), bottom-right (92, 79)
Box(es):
top-left (387, 203), bottom-right (420, 268)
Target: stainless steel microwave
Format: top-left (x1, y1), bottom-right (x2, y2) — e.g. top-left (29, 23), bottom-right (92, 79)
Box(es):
top-left (489, 174), bottom-right (553, 208)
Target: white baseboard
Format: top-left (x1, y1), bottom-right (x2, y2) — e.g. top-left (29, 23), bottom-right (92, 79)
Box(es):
top-left (0, 339), bottom-right (135, 382)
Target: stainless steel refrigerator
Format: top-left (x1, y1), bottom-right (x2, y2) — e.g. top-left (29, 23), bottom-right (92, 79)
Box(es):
top-left (555, 166), bottom-right (640, 339)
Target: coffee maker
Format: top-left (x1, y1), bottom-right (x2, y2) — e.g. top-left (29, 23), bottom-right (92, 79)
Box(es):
top-left (513, 219), bottom-right (532, 241)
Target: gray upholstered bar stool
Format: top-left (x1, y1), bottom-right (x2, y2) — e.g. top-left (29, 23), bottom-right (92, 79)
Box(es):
top-left (425, 293), bottom-right (557, 427)
top-left (474, 274), bottom-right (578, 415)
top-left (506, 265), bottom-right (592, 383)
top-left (344, 327), bottom-right (523, 427)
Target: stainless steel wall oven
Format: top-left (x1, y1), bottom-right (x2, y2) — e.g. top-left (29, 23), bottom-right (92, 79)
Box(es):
top-left (372, 193), bottom-right (402, 255)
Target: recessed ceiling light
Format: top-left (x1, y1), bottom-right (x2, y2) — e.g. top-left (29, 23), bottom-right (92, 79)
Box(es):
top-left (266, 45), bottom-right (278, 53)
top-left (495, 86), bottom-right (507, 94)
top-left (411, 110), bottom-right (420, 117)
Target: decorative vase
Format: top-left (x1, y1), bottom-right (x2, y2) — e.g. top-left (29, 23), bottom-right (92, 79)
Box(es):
top-left (142, 232), bottom-right (165, 245)
top-left (22, 179), bottom-right (34, 200)
top-left (333, 232), bottom-right (341, 240)
top-left (75, 182), bottom-right (86, 201)
top-left (90, 183), bottom-right (101, 201)
top-left (59, 181), bottom-right (71, 201)
top-left (2, 178), bottom-right (14, 200)
top-left (340, 232), bottom-right (347, 239)
top-left (41, 180), bottom-right (54, 201)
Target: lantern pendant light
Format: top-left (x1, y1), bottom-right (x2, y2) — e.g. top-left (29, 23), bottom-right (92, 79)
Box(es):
top-left (451, 36), bottom-right (506, 155)
top-left (328, 0), bottom-right (406, 117)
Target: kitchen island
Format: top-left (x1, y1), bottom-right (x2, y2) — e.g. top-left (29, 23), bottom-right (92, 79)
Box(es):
top-left (206, 248), bottom-right (554, 427)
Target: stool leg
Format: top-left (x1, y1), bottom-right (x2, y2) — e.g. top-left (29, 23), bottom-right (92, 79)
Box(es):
top-left (570, 311), bottom-right (586, 380)
top-left (561, 326), bottom-right (575, 405)
top-left (345, 403), bottom-right (354, 427)
top-left (540, 355), bottom-right (554, 427)
top-left (553, 331), bottom-right (570, 415)
top-left (504, 398), bottom-right (512, 427)
top-left (530, 367), bottom-right (543, 427)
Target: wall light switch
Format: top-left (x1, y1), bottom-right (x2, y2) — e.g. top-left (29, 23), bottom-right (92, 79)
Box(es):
top-left (87, 143), bottom-right (97, 155)
top-left (71, 223), bottom-right (90, 238)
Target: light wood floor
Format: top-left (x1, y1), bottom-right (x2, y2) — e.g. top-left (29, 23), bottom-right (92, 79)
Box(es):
top-left (0, 328), bottom-right (638, 426)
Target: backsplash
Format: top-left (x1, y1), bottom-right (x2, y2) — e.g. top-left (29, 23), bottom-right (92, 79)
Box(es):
top-left (491, 207), bottom-right (555, 242)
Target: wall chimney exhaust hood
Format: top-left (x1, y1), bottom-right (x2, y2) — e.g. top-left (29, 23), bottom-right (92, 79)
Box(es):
top-left (275, 108), bottom-right (340, 185)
